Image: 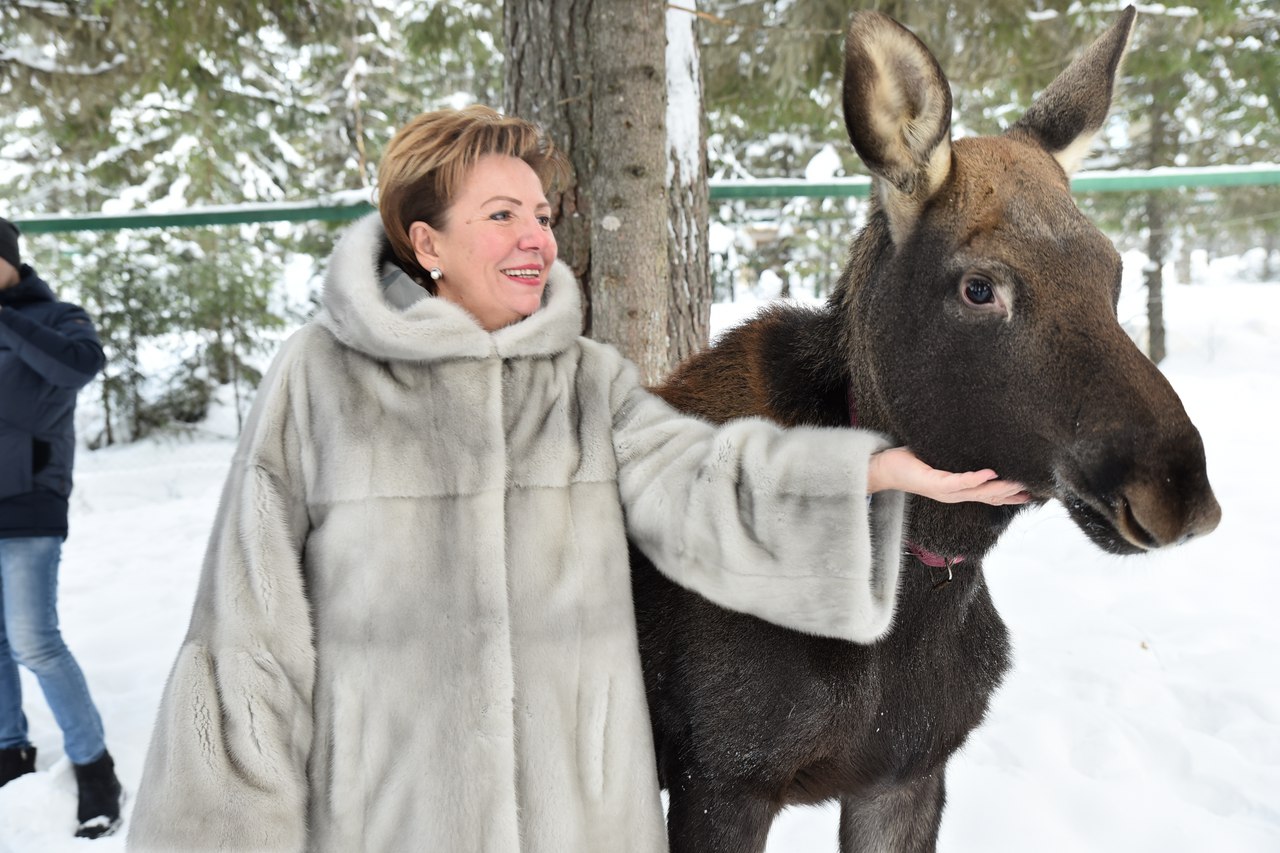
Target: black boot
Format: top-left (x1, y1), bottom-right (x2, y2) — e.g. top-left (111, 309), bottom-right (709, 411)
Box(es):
top-left (72, 749), bottom-right (123, 839)
top-left (0, 745), bottom-right (36, 787)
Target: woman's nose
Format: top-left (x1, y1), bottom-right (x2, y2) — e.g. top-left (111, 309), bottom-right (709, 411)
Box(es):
top-left (518, 219), bottom-right (551, 251)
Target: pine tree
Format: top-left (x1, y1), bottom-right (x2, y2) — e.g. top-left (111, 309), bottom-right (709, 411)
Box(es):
top-left (66, 232), bottom-right (175, 446)
top-left (1102, 1), bottom-right (1279, 361)
top-left (1, 0), bottom-right (506, 440)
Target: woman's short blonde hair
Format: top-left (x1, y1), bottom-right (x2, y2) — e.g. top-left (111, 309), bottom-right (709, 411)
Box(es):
top-left (377, 106), bottom-right (569, 283)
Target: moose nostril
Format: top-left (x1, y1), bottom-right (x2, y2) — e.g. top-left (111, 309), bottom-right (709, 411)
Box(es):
top-left (1121, 480), bottom-right (1222, 550)
top-left (1115, 494), bottom-right (1159, 550)
top-left (1119, 481), bottom-right (1185, 549)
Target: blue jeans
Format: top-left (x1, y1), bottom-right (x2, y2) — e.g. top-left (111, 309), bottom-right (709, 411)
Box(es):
top-left (0, 536), bottom-right (106, 765)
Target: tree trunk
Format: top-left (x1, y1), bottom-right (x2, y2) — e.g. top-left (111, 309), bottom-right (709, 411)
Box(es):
top-left (1143, 80), bottom-right (1173, 365)
top-left (343, 4), bottom-right (371, 187)
top-left (1175, 241), bottom-right (1192, 286)
top-left (1263, 227), bottom-right (1278, 282)
top-left (587, 0), bottom-right (670, 384)
top-left (505, 0), bottom-right (710, 385)
top-left (1144, 190), bottom-right (1167, 365)
top-left (100, 376), bottom-right (114, 448)
top-left (665, 4), bottom-right (711, 366)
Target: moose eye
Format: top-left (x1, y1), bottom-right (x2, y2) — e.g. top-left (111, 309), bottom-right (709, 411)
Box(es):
top-left (962, 276), bottom-right (996, 306)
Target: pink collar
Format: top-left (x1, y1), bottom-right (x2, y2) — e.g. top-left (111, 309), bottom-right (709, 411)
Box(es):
top-left (907, 542), bottom-right (966, 590)
top-left (848, 383), bottom-right (966, 588)
top-left (906, 541), bottom-right (965, 569)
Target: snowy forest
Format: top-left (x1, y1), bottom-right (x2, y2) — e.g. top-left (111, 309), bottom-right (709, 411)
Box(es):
top-left (2, 0), bottom-right (1278, 443)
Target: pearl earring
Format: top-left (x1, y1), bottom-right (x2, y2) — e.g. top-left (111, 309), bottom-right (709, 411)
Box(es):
top-left (429, 267), bottom-right (443, 281)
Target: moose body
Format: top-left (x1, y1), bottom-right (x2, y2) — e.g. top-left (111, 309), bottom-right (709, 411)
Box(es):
top-left (631, 8), bottom-right (1221, 852)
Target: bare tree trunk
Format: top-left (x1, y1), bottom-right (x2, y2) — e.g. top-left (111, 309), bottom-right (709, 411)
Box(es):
top-left (588, 0), bottom-right (670, 384)
top-left (344, 4), bottom-right (370, 187)
top-left (1143, 81), bottom-right (1172, 365)
top-left (665, 4), bottom-right (711, 365)
top-left (100, 379), bottom-right (114, 448)
top-left (1144, 191), bottom-right (1167, 364)
top-left (505, 0), bottom-right (710, 385)
top-left (1175, 240), bottom-right (1192, 285)
top-left (1263, 227), bottom-right (1278, 282)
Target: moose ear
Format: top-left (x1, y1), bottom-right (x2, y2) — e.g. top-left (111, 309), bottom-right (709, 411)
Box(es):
top-left (1010, 6), bottom-right (1137, 175)
top-left (842, 11), bottom-right (953, 244)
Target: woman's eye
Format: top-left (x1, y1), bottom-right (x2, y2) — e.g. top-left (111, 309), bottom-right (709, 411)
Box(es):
top-left (963, 277), bottom-right (996, 306)
top-left (537, 215), bottom-right (552, 228)
top-left (489, 211), bottom-right (512, 222)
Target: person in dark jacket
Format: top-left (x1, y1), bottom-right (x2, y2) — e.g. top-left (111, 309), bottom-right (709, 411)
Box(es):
top-left (0, 217), bottom-right (122, 839)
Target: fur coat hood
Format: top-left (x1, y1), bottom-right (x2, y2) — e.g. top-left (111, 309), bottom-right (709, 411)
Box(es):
top-left (129, 214), bottom-right (907, 853)
top-left (316, 212), bottom-right (582, 362)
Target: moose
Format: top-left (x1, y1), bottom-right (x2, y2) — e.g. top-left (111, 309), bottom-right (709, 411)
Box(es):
top-left (631, 7), bottom-right (1221, 852)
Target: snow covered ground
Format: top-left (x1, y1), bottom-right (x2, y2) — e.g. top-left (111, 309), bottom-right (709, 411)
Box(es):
top-left (1, 263), bottom-right (1277, 851)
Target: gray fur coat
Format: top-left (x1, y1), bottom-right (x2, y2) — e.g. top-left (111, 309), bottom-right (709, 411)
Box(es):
top-left (128, 214), bottom-right (907, 852)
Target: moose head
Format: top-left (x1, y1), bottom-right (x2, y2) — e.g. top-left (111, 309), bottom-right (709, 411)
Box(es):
top-left (837, 7), bottom-right (1221, 557)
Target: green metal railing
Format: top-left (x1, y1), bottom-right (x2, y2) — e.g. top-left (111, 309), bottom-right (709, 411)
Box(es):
top-left (710, 165), bottom-right (1280, 199)
top-left (15, 199), bottom-right (374, 234)
top-left (12, 165), bottom-right (1280, 234)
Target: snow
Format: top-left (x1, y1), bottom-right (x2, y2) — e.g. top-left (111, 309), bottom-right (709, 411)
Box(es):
top-left (0, 48), bottom-right (125, 77)
top-left (708, 219), bottom-right (736, 255)
top-left (1135, 4), bottom-right (1201, 19)
top-left (666, 2), bottom-right (703, 185)
top-left (1, 266), bottom-right (1278, 850)
top-left (803, 144), bottom-right (843, 182)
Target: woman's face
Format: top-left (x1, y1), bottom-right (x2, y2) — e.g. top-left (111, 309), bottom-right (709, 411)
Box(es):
top-left (410, 154), bottom-right (557, 331)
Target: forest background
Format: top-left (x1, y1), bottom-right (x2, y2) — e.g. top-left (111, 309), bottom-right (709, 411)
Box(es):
top-left (1, 0), bottom-right (1278, 447)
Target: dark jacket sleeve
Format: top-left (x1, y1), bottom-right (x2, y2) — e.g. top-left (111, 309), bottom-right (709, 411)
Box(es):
top-left (0, 304), bottom-right (105, 388)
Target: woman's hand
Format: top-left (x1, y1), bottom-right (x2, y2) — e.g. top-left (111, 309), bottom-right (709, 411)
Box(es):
top-left (868, 447), bottom-right (1031, 506)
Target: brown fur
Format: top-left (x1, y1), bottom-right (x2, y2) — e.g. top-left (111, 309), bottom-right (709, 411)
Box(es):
top-left (633, 8), bottom-right (1220, 852)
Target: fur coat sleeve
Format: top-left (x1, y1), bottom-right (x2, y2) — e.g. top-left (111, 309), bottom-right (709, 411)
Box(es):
top-left (128, 333), bottom-right (315, 853)
top-left (609, 350), bottom-right (907, 643)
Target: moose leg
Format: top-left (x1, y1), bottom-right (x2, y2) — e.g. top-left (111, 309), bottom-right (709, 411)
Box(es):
top-left (666, 778), bottom-right (777, 853)
top-left (838, 771), bottom-right (945, 853)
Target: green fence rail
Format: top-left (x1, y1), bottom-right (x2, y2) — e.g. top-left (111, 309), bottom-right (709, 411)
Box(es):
top-left (11, 165), bottom-right (1280, 234)
top-left (710, 165), bottom-right (1280, 199)
top-left (16, 200), bottom-right (374, 234)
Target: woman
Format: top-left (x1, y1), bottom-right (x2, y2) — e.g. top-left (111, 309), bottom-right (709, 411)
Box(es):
top-left (128, 106), bottom-right (1026, 852)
